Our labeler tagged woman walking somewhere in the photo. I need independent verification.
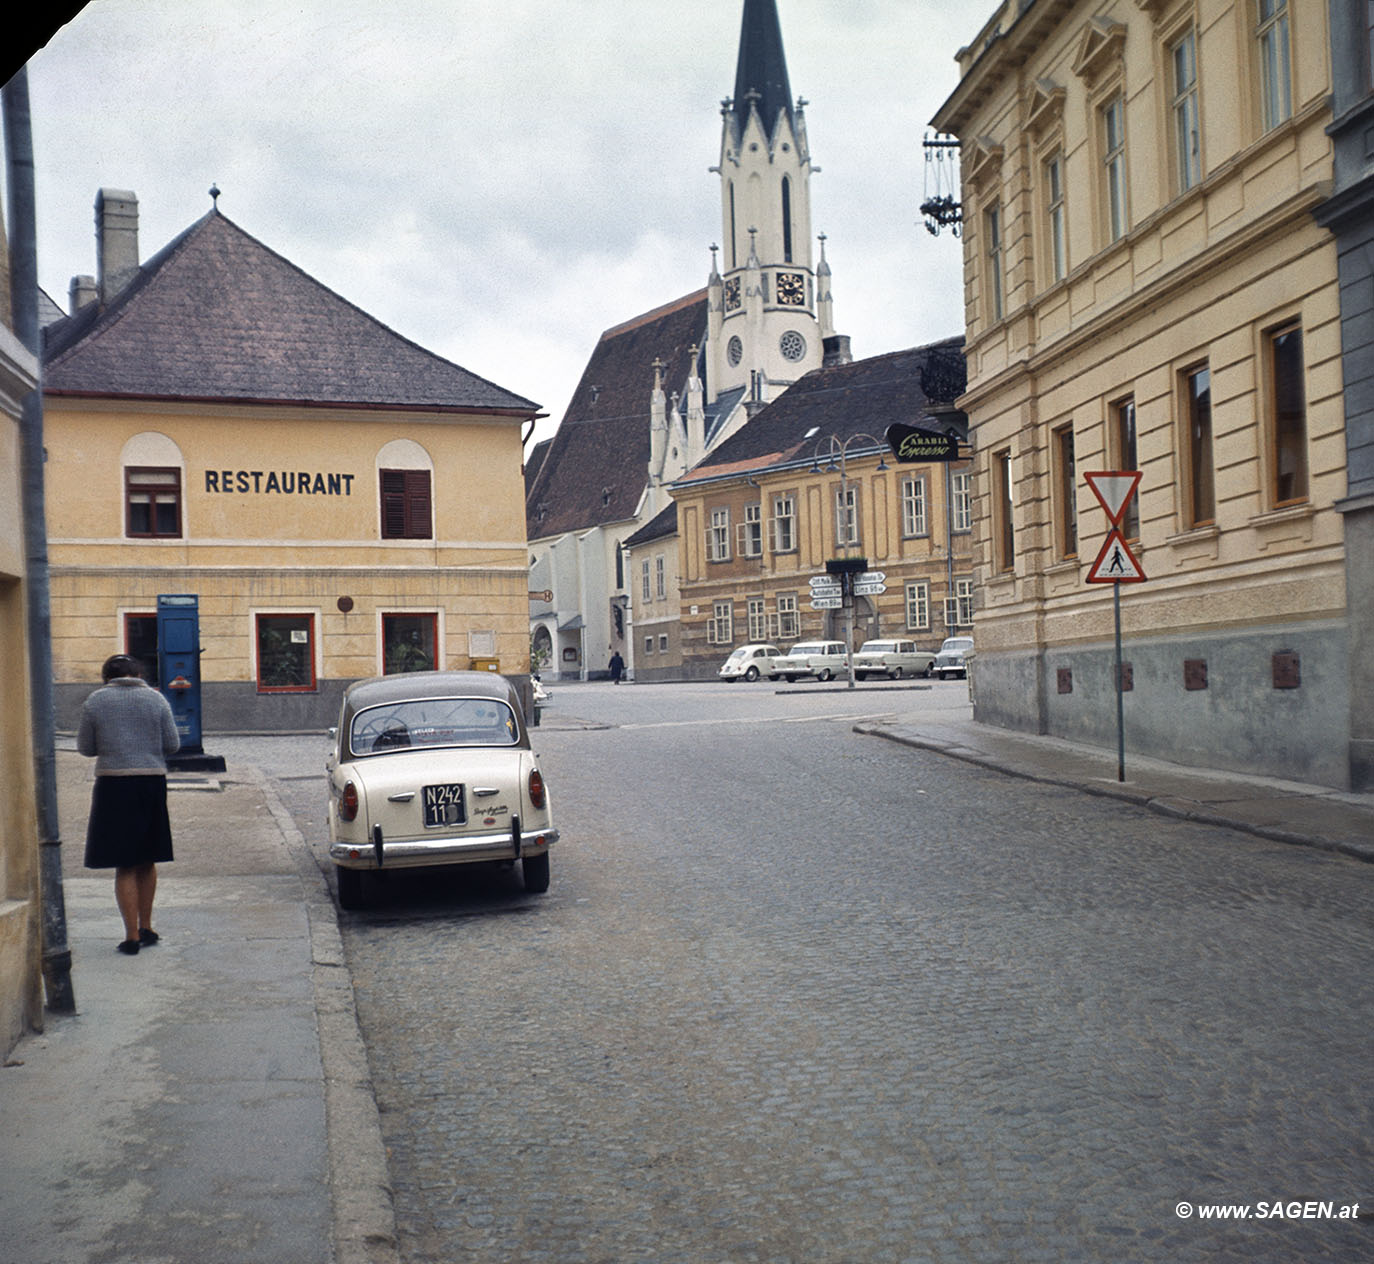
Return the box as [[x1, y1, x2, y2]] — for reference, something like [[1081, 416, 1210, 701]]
[[77, 654, 181, 955]]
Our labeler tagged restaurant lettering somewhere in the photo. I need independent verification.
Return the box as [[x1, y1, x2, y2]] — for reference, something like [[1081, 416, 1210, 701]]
[[203, 470, 356, 495]]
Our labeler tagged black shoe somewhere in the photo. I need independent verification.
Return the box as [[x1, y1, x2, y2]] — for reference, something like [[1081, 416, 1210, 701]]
[[117, 939, 140, 955], [138, 928, 159, 946]]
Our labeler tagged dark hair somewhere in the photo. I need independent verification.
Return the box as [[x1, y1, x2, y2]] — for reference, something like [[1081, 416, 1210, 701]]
[[101, 654, 143, 683]]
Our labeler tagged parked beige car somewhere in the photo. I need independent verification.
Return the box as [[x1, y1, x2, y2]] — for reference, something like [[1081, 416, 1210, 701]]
[[776, 640, 849, 682], [326, 671, 557, 908], [853, 638, 936, 680]]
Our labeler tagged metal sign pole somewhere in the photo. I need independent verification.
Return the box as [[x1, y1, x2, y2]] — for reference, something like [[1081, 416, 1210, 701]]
[[1114, 580, 1125, 782]]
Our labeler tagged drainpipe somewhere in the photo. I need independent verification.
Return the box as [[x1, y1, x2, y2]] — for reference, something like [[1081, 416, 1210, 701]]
[[4, 68, 76, 1013]]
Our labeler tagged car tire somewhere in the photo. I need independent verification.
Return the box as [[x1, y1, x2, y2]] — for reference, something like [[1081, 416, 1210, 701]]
[[744, 666, 759, 682], [817, 668, 833, 682], [337, 866, 366, 910], [891, 666, 904, 680], [924, 662, 934, 678], [523, 851, 550, 894]]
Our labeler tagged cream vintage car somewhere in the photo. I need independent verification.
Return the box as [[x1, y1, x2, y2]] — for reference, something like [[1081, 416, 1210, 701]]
[[718, 643, 784, 682], [326, 671, 557, 909], [852, 638, 937, 680]]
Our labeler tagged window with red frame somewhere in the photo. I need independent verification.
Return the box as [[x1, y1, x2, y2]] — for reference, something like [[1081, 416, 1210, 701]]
[[256, 614, 316, 692], [126, 467, 182, 537]]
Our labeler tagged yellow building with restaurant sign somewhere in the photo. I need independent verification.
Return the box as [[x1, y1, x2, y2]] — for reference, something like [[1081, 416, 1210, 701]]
[[44, 191, 539, 730]]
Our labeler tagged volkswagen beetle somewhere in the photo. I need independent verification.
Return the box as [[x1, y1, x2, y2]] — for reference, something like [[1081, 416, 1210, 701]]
[[326, 671, 557, 908]]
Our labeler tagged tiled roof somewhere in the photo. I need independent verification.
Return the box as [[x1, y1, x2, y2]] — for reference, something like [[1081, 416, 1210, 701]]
[[624, 502, 678, 548], [525, 290, 708, 539], [677, 338, 966, 483], [43, 210, 537, 414]]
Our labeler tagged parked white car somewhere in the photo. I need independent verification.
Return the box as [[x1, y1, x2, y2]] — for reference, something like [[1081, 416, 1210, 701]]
[[326, 671, 557, 908], [933, 636, 975, 679], [776, 640, 849, 682], [853, 638, 936, 680], [718, 643, 784, 682]]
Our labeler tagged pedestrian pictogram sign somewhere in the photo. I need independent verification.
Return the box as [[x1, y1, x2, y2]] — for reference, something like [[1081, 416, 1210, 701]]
[[1086, 528, 1146, 583], [1083, 470, 1142, 525]]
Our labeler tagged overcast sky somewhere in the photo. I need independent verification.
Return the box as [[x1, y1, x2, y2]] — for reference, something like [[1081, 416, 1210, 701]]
[[21, 0, 973, 438]]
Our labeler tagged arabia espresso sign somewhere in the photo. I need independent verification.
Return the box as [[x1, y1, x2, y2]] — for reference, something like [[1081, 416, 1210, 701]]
[[884, 423, 962, 463]]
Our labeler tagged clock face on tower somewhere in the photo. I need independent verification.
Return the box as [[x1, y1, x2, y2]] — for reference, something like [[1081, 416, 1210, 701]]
[[724, 277, 742, 311], [776, 271, 806, 306]]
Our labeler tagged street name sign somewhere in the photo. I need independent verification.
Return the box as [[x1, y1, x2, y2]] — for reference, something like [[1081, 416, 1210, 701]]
[[858, 571, 885, 584], [810, 596, 843, 609], [852, 581, 887, 596]]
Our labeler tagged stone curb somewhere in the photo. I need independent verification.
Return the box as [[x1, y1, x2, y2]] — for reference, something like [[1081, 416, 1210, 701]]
[[247, 766, 401, 1264], [854, 722, 1374, 866]]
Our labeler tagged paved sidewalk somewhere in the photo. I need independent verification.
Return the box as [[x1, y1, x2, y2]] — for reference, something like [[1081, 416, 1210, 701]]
[[855, 711, 1374, 864], [0, 751, 397, 1264]]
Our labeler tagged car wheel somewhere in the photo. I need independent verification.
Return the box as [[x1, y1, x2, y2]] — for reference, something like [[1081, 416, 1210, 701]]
[[337, 866, 366, 910], [817, 668, 833, 682], [523, 851, 550, 894], [891, 666, 904, 680], [924, 662, 934, 678], [744, 665, 759, 682]]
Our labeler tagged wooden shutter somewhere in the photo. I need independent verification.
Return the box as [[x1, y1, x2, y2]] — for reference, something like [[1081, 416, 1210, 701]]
[[380, 469, 432, 539]]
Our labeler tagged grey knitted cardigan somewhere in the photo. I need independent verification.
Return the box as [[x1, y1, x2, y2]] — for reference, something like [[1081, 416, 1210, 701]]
[[77, 678, 181, 775]]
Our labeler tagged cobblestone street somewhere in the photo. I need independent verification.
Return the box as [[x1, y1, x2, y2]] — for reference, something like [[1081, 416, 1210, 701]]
[[274, 684, 1373, 1262]]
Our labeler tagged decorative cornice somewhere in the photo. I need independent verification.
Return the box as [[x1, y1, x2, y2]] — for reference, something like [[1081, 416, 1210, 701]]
[[966, 137, 1005, 192], [1024, 78, 1066, 138], [1071, 18, 1126, 85]]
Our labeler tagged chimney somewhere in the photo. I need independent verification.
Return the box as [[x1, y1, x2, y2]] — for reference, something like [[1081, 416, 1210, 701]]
[[95, 188, 139, 303], [822, 334, 852, 367], [69, 274, 98, 311]]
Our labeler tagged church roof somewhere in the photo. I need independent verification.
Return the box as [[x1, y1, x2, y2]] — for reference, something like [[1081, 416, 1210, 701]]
[[732, 0, 794, 142], [677, 338, 967, 484], [525, 290, 708, 540], [43, 209, 538, 415]]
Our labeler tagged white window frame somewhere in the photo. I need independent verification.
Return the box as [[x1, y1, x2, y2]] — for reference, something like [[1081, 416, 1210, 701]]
[[835, 485, 860, 547], [738, 503, 763, 558], [1171, 29, 1201, 193], [952, 470, 972, 532], [706, 599, 734, 645], [707, 507, 731, 562], [776, 592, 799, 640], [905, 581, 931, 632], [1044, 151, 1066, 282], [770, 494, 796, 553], [1257, 0, 1292, 132], [1102, 94, 1127, 243], [640, 558, 651, 602], [956, 578, 975, 626], [747, 597, 768, 642], [901, 476, 928, 538]]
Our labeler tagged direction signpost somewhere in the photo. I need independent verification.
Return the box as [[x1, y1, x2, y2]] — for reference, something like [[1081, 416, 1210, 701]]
[[1083, 471, 1145, 781]]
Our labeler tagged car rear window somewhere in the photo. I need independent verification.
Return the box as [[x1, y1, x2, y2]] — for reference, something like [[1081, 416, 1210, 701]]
[[350, 697, 519, 756]]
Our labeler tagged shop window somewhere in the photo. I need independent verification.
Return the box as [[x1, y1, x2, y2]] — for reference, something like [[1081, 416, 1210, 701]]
[[256, 614, 316, 692], [126, 467, 182, 538], [379, 469, 432, 539], [383, 612, 438, 674]]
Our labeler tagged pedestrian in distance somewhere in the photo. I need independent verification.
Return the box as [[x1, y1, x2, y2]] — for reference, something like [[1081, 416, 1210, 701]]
[[77, 654, 181, 956], [609, 649, 625, 684]]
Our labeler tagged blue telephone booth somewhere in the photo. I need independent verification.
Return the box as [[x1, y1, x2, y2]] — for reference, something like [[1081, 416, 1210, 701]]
[[156, 594, 204, 754]]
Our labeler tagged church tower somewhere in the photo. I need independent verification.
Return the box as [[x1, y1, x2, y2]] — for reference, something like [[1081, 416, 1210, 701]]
[[705, 0, 825, 411]]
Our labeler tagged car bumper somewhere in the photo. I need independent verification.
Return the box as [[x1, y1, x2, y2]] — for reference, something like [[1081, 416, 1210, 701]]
[[330, 825, 559, 871]]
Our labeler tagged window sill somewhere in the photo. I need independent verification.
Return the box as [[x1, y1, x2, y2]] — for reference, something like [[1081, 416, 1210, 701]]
[[1249, 502, 1313, 528]]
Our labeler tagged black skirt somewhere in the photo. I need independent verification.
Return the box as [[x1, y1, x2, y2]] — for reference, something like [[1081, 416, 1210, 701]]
[[84, 776, 175, 869]]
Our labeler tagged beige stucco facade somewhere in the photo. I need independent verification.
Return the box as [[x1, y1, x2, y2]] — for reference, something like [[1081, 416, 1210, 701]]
[[933, 0, 1349, 786], [674, 450, 974, 678], [45, 398, 532, 730], [0, 311, 43, 1053]]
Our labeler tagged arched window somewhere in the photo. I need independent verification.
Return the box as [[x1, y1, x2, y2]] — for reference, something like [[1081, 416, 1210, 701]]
[[782, 176, 793, 263], [377, 438, 434, 540]]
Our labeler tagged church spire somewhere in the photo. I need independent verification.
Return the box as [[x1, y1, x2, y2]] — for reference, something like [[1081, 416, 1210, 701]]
[[730, 0, 793, 147]]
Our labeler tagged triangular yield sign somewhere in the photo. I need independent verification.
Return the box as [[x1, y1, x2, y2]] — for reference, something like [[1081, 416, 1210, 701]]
[[1083, 470, 1142, 525], [1086, 528, 1146, 583]]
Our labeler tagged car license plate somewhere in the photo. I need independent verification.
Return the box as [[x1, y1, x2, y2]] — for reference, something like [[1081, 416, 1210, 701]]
[[422, 783, 466, 827]]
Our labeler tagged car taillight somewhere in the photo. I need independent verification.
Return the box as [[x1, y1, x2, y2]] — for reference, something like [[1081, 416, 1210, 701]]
[[341, 781, 359, 822], [528, 768, 546, 811]]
